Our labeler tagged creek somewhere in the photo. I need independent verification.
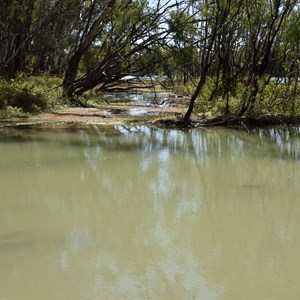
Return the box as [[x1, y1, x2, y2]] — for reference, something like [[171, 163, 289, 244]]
[[0, 125, 300, 299]]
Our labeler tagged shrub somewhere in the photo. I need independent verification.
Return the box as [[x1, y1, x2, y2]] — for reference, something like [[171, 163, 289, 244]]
[[10, 90, 48, 113], [192, 76, 300, 118], [0, 74, 63, 118]]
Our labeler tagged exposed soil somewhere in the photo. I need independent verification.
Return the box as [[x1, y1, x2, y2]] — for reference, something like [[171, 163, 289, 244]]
[[0, 102, 186, 129]]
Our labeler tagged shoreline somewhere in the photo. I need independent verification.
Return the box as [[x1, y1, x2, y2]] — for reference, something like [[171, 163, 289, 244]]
[[1, 106, 300, 130]]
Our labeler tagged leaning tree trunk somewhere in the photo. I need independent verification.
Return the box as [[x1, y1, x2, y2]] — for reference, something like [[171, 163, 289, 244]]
[[62, 51, 85, 97], [184, 76, 206, 122], [183, 41, 213, 122], [62, 0, 116, 97]]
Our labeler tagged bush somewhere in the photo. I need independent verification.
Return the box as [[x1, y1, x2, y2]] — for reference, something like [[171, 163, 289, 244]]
[[0, 74, 63, 118], [0, 106, 29, 119], [0, 79, 47, 114], [10, 90, 48, 112], [191, 76, 300, 119]]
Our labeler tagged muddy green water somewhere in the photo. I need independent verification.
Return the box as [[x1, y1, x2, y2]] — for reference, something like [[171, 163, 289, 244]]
[[0, 125, 300, 299]]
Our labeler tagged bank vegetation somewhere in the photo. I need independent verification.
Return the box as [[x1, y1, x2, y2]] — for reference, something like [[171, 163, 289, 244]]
[[1, 0, 300, 126]]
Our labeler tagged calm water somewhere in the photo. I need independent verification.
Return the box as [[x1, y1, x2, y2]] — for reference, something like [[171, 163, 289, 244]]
[[0, 125, 300, 299]]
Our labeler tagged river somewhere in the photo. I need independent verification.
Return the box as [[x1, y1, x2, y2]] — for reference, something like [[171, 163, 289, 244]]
[[0, 125, 300, 299]]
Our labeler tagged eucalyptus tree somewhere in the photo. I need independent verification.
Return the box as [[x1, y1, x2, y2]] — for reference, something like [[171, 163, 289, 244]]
[[183, 0, 239, 121], [31, 0, 81, 74], [167, 8, 197, 84], [268, 4, 300, 83], [236, 0, 297, 117], [0, 0, 35, 77], [182, 0, 298, 121], [62, 0, 117, 96], [62, 0, 178, 98], [0, 0, 81, 77]]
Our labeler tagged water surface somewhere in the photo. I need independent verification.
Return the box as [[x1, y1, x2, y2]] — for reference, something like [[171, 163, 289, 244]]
[[1, 125, 300, 299]]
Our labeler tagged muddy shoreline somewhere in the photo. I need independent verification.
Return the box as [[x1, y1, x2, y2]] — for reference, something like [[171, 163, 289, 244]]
[[1, 105, 300, 130], [0, 104, 183, 129]]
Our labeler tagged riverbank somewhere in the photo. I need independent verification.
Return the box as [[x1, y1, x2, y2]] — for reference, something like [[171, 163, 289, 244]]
[[0, 103, 185, 129], [1, 91, 300, 130], [1, 104, 300, 130], [2, 75, 300, 130], [155, 114, 300, 129]]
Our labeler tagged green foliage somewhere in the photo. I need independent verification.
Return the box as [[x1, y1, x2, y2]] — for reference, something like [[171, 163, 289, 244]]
[[191, 76, 300, 119], [0, 106, 29, 119], [256, 81, 300, 117], [0, 74, 63, 118], [168, 11, 196, 44], [71, 89, 107, 107]]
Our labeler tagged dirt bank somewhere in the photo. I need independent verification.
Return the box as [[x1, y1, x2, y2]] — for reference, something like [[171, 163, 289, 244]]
[[1, 102, 299, 130], [0, 103, 185, 129]]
